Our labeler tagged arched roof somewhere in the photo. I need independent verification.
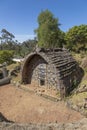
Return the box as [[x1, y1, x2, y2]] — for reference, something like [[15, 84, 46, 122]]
[[22, 52, 49, 73], [22, 48, 77, 80]]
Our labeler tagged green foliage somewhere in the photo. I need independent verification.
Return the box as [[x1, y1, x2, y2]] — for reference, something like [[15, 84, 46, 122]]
[[65, 24, 87, 52], [35, 10, 64, 48], [0, 28, 37, 57], [0, 50, 14, 64], [20, 39, 37, 57], [1, 29, 15, 41], [0, 28, 17, 52]]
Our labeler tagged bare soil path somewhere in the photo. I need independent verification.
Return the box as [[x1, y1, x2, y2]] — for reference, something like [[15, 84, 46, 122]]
[[0, 85, 84, 124]]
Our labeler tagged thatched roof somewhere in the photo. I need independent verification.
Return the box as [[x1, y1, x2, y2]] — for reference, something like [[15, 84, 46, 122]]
[[39, 48, 77, 79], [23, 48, 77, 80]]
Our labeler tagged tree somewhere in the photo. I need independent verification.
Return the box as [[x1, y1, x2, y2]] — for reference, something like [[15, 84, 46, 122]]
[[20, 39, 37, 57], [0, 29, 15, 50], [1, 29, 15, 42], [65, 25, 87, 52], [35, 10, 64, 48]]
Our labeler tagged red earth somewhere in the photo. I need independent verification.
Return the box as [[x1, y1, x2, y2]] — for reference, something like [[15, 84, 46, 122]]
[[0, 84, 84, 124]]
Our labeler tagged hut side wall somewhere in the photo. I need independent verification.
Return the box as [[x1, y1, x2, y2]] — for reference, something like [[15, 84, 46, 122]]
[[60, 65, 83, 96]]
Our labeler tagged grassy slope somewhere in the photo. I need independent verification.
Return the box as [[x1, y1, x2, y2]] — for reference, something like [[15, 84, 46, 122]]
[[68, 52, 87, 114], [7, 62, 21, 82]]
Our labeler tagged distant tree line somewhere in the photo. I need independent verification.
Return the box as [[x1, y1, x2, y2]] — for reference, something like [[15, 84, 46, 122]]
[[0, 10, 87, 64], [0, 29, 37, 64]]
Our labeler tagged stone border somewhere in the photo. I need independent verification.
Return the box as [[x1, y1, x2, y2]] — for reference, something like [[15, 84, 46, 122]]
[[0, 118, 87, 130], [11, 80, 61, 102]]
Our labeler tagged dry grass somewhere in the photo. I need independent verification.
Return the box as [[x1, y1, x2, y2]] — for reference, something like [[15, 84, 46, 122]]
[[69, 53, 87, 107], [7, 62, 20, 70], [71, 92, 87, 104]]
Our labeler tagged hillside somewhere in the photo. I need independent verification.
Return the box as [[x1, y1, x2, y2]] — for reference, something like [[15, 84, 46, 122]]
[[66, 52, 87, 116], [0, 84, 86, 130], [0, 85, 83, 124]]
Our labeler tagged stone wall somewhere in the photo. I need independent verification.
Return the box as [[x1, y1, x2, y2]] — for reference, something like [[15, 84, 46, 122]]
[[0, 118, 87, 130], [22, 54, 59, 89], [32, 62, 58, 89]]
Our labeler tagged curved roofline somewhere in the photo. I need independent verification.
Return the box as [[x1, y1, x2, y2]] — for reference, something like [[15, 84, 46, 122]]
[[21, 52, 49, 76]]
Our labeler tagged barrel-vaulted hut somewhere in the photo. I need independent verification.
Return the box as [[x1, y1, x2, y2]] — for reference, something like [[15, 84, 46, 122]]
[[21, 48, 82, 98]]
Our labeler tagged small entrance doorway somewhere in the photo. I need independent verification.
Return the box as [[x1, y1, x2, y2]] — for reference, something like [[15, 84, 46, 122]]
[[40, 79, 45, 86]]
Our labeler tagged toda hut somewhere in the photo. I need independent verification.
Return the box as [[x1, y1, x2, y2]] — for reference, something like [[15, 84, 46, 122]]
[[21, 48, 83, 98]]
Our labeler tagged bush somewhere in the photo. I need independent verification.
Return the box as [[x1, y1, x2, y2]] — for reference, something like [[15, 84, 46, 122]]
[[0, 50, 14, 64]]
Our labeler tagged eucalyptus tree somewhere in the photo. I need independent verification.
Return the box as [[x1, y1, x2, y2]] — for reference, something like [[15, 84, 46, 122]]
[[1, 29, 15, 42], [0, 29, 15, 50]]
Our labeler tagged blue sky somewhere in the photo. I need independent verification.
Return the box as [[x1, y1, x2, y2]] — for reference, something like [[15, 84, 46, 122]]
[[0, 0, 87, 42]]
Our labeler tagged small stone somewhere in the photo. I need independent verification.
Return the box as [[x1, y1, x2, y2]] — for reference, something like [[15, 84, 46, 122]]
[[16, 82, 20, 87], [41, 89, 45, 92], [84, 103, 87, 109]]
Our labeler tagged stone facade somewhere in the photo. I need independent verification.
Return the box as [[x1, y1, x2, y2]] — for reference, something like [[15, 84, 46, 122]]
[[31, 58, 58, 89], [21, 48, 83, 98]]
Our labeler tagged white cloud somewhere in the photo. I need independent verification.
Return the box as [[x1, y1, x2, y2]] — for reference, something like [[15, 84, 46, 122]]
[[15, 34, 35, 43]]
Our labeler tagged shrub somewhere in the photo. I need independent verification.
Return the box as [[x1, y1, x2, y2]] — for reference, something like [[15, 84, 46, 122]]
[[0, 50, 14, 64]]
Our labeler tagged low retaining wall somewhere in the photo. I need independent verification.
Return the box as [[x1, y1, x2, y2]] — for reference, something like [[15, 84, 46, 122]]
[[0, 118, 87, 130], [0, 77, 11, 86], [11, 80, 61, 102]]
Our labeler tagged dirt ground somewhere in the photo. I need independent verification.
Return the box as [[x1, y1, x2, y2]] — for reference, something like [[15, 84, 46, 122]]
[[0, 84, 84, 124]]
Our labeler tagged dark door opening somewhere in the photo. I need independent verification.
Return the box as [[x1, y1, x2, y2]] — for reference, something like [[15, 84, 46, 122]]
[[40, 79, 45, 86], [0, 72, 3, 79]]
